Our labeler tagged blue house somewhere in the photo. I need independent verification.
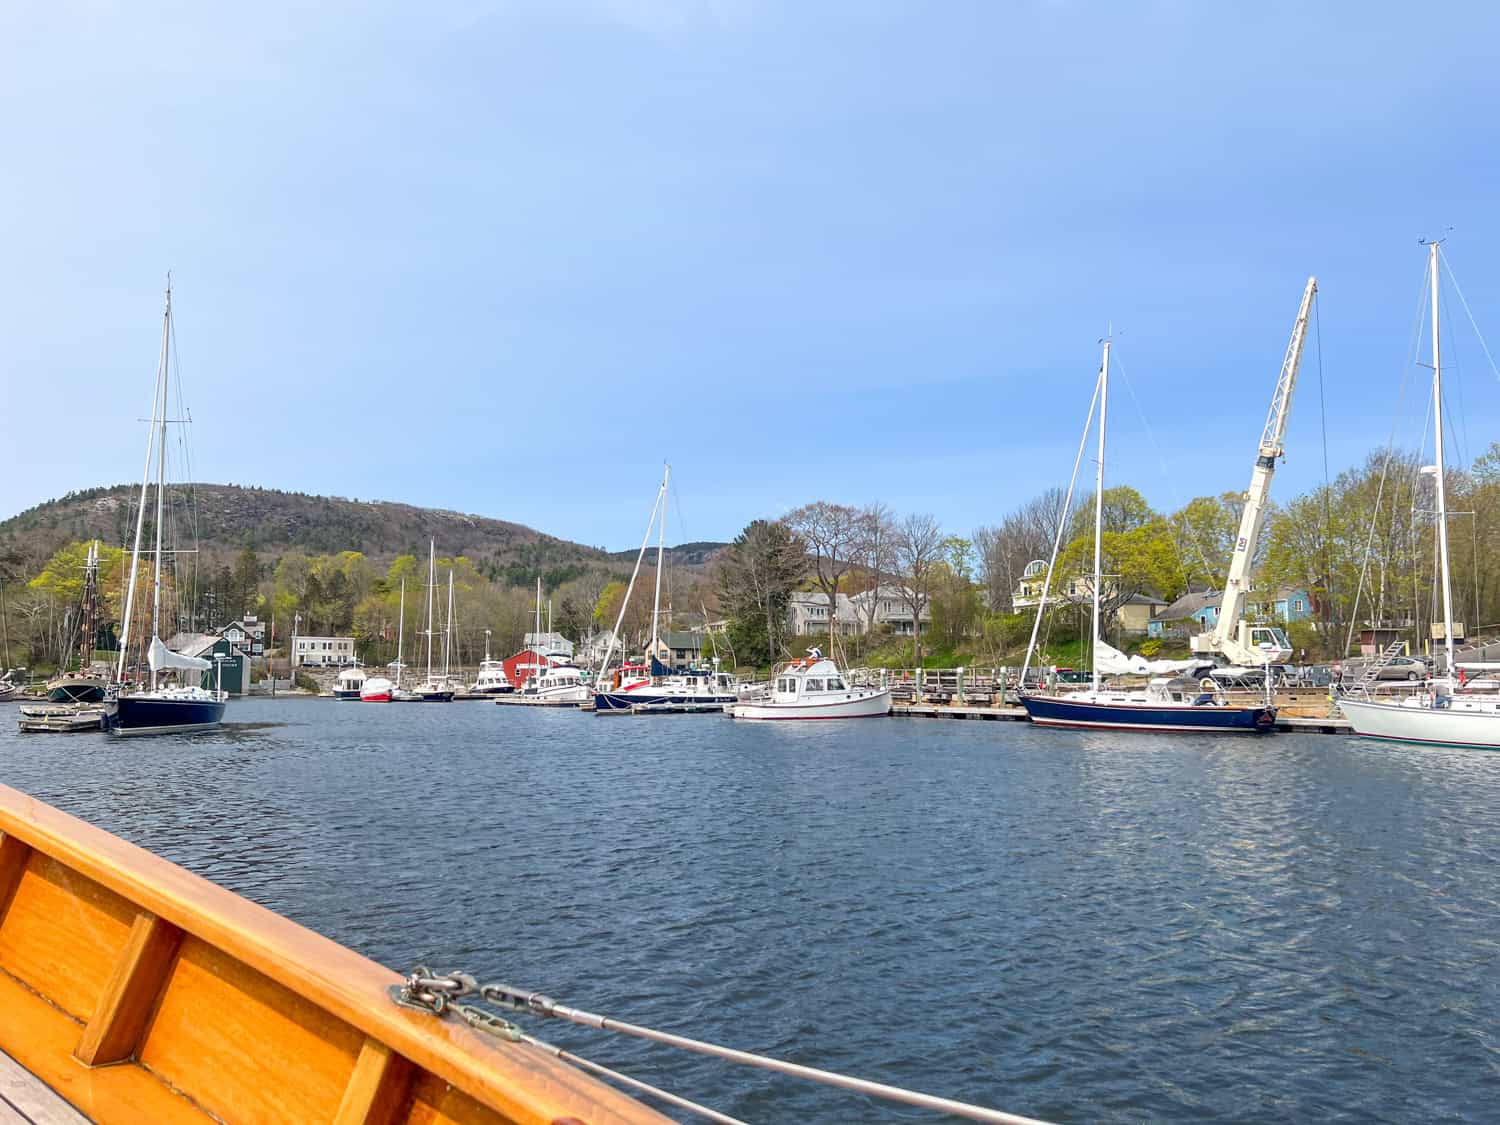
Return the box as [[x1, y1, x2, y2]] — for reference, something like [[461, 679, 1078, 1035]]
[[1246, 586, 1314, 623], [1148, 586, 1312, 639], [1148, 591, 1222, 638]]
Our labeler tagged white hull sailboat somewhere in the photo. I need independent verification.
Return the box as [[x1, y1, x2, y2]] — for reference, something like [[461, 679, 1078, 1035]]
[[1340, 242, 1500, 749]]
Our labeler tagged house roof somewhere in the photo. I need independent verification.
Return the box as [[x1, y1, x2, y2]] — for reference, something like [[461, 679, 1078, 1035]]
[[166, 632, 242, 659], [1122, 592, 1168, 607], [661, 631, 703, 649], [1156, 590, 1222, 621]]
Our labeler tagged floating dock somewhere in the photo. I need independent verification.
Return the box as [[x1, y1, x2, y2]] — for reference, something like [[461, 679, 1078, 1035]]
[[891, 701, 1353, 734]]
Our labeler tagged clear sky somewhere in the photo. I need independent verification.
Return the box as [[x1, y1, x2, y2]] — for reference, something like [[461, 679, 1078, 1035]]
[[5, 2, 1500, 550]]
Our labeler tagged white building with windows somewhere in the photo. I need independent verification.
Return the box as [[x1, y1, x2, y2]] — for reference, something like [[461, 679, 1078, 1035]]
[[847, 586, 931, 636], [787, 592, 861, 636], [292, 635, 356, 667]]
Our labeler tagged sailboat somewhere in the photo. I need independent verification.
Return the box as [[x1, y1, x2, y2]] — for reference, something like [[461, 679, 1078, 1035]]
[[45, 540, 110, 703], [112, 282, 228, 737], [1339, 242, 1500, 747], [413, 540, 454, 702], [594, 465, 740, 713], [1018, 338, 1276, 734]]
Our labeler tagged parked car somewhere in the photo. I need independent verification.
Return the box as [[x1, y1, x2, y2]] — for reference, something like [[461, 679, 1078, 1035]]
[[1374, 655, 1429, 681]]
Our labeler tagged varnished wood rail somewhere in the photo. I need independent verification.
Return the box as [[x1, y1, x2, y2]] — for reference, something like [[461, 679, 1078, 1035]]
[[0, 784, 669, 1125]]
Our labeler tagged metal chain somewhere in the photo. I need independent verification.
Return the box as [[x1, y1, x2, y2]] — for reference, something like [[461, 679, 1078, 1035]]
[[392, 967, 1053, 1125]]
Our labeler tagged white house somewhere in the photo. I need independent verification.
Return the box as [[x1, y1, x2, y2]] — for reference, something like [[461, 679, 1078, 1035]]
[[524, 631, 574, 661], [787, 592, 862, 637], [292, 635, 356, 667], [847, 586, 932, 635]]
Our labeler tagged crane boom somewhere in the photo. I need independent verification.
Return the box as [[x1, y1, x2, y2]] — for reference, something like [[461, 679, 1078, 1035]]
[[1192, 276, 1317, 666]]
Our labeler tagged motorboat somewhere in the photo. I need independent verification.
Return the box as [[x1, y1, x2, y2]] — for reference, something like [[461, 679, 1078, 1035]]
[[507, 664, 591, 706], [333, 664, 367, 700], [358, 675, 394, 703], [471, 658, 514, 695], [728, 655, 890, 720]]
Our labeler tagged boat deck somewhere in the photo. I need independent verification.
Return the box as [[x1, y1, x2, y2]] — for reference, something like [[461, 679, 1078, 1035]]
[[0, 1051, 87, 1125]]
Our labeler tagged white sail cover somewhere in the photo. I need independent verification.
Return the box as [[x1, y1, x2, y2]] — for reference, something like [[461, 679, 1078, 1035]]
[[1094, 638, 1205, 677], [148, 636, 212, 673]]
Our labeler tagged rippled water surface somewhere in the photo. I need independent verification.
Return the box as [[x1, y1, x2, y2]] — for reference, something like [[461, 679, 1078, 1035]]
[[3, 698, 1499, 1122]]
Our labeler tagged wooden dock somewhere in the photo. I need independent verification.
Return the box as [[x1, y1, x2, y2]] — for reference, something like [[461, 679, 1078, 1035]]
[[891, 701, 1354, 734], [0, 1049, 88, 1124]]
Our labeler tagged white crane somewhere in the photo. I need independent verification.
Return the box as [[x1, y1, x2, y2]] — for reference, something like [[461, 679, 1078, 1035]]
[[1190, 276, 1317, 670]]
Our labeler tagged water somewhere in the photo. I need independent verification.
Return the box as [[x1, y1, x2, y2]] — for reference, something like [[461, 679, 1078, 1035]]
[[3, 699, 1499, 1122]]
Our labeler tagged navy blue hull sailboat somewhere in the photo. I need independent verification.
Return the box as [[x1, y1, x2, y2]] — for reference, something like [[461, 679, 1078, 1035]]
[[1016, 312, 1312, 736], [111, 281, 227, 737]]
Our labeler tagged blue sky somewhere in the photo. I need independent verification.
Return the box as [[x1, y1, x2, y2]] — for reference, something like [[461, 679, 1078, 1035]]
[[4, 2, 1500, 549]]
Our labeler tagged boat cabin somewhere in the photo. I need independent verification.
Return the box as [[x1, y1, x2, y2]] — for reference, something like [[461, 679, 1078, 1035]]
[[770, 658, 855, 703], [334, 665, 367, 691], [524, 665, 585, 695]]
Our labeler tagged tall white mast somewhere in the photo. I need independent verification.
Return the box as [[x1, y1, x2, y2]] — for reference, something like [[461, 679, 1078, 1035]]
[[594, 471, 668, 687], [425, 539, 436, 682], [117, 285, 172, 684], [1090, 341, 1109, 696], [149, 283, 173, 690], [1428, 242, 1456, 678], [650, 462, 669, 668], [443, 569, 454, 679], [396, 578, 406, 688]]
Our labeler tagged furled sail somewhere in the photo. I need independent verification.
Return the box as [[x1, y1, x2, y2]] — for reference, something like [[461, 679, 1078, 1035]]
[[148, 636, 212, 673], [1094, 638, 1208, 677]]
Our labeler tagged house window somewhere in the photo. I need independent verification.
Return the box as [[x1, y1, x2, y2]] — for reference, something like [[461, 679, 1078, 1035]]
[[1294, 599, 1305, 612]]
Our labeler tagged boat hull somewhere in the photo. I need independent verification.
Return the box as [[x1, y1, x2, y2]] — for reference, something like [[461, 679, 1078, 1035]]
[[332, 688, 362, 700], [729, 690, 892, 721], [112, 695, 226, 737], [1021, 694, 1276, 733], [1339, 696, 1500, 748], [595, 690, 737, 713]]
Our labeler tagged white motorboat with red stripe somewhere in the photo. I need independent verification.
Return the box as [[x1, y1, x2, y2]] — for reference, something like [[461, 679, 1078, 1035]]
[[729, 654, 890, 720]]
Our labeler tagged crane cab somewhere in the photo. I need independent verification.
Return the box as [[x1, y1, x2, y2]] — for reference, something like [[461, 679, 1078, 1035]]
[[1245, 623, 1292, 663]]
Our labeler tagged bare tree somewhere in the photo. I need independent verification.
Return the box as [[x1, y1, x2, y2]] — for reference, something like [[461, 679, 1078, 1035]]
[[975, 487, 1074, 613], [784, 502, 861, 656], [855, 502, 897, 634], [895, 513, 944, 666]]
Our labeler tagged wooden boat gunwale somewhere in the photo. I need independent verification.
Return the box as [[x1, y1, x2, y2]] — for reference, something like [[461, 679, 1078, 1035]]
[[0, 783, 668, 1124]]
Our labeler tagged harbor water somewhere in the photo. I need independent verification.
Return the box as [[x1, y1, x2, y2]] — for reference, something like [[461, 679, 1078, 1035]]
[[2, 699, 1497, 1122]]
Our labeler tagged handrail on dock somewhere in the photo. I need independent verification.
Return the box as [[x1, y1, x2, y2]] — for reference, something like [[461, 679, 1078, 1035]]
[[0, 784, 667, 1125]]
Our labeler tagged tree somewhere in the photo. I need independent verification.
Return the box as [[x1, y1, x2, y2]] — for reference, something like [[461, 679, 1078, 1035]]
[[975, 486, 1075, 612], [854, 503, 897, 634], [232, 546, 261, 615], [716, 519, 805, 665], [784, 502, 861, 655], [895, 513, 944, 666]]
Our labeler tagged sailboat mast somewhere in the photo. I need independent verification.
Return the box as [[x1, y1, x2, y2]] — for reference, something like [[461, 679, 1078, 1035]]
[[425, 540, 436, 682], [149, 284, 173, 690], [443, 569, 454, 679], [1428, 243, 1456, 677], [396, 578, 406, 688], [1091, 341, 1109, 695], [651, 463, 669, 667]]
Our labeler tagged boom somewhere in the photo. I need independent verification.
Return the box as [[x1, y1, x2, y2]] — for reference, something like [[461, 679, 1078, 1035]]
[[1192, 277, 1317, 666]]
